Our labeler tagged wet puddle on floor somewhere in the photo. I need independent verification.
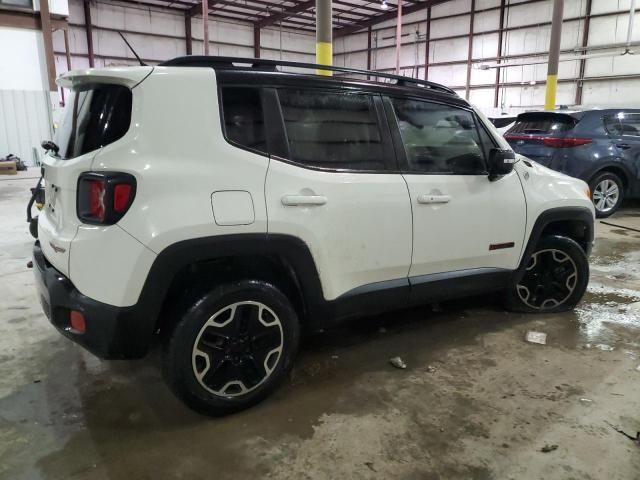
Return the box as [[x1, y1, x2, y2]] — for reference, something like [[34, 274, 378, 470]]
[[569, 238, 640, 353]]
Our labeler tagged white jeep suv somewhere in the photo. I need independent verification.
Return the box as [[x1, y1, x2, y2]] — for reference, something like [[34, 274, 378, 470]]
[[31, 57, 595, 415]]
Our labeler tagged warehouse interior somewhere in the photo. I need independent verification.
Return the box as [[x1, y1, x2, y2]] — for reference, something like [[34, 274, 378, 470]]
[[1, 0, 640, 478]]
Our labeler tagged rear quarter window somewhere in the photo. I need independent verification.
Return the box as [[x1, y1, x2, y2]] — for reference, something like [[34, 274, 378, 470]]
[[55, 84, 132, 159]]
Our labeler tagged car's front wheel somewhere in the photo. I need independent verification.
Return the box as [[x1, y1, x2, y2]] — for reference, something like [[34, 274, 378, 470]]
[[163, 280, 300, 415], [590, 171, 623, 218], [505, 235, 589, 313]]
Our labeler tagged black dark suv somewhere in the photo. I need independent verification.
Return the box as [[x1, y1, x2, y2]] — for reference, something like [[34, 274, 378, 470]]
[[505, 109, 640, 217]]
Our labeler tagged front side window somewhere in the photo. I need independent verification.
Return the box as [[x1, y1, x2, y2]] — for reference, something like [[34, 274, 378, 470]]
[[55, 84, 132, 159], [277, 89, 385, 171], [220, 87, 267, 154], [389, 97, 487, 174]]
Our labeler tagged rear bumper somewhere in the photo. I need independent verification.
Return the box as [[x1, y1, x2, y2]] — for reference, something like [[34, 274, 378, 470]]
[[33, 241, 151, 359]]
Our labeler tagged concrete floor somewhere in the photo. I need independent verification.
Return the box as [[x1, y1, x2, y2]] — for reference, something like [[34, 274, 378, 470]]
[[1, 170, 640, 480]]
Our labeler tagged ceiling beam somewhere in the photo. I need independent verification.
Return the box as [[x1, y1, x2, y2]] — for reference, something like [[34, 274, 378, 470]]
[[334, 0, 448, 38], [257, 0, 314, 28]]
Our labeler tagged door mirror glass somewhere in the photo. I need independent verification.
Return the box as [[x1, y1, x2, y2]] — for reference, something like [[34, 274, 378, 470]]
[[488, 148, 516, 181]]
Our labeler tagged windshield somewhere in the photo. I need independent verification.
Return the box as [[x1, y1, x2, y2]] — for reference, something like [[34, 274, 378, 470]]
[[54, 83, 132, 159]]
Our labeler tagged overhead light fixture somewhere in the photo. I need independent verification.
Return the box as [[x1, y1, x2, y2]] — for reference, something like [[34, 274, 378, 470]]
[[380, 0, 389, 10]]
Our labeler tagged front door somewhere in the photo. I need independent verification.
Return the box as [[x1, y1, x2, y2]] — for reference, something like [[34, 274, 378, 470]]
[[384, 96, 526, 285]]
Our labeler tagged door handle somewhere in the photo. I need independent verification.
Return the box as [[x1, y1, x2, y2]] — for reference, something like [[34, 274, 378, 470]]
[[615, 143, 631, 149], [281, 195, 327, 206], [417, 194, 451, 204]]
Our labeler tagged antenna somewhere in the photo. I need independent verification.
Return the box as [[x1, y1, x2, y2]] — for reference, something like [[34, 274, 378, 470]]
[[118, 32, 146, 66]]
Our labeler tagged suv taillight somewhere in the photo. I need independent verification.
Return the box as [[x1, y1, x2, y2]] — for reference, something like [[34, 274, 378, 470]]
[[77, 172, 136, 225], [542, 137, 592, 148]]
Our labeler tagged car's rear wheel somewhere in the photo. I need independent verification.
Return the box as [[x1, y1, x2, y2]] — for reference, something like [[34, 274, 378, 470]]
[[163, 280, 300, 415], [590, 171, 623, 218], [505, 235, 589, 313]]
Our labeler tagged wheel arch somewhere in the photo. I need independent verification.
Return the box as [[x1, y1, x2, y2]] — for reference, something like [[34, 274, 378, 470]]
[[129, 234, 324, 355], [516, 207, 594, 280], [589, 163, 631, 190]]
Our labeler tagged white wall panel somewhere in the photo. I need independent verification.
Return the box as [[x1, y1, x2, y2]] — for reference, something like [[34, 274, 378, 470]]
[[472, 31, 498, 58], [432, 0, 471, 18], [430, 16, 470, 39], [582, 78, 640, 105], [468, 87, 494, 106], [474, 9, 499, 33], [588, 13, 640, 46], [430, 36, 469, 62], [428, 64, 468, 86]]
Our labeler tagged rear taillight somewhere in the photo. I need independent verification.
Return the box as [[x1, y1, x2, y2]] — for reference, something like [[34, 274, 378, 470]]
[[542, 137, 592, 148], [77, 172, 136, 225]]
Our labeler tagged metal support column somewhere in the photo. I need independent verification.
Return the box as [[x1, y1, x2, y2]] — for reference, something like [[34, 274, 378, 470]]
[[545, 0, 564, 110], [575, 0, 592, 105], [63, 28, 72, 71], [185, 13, 192, 55], [39, 0, 56, 91], [254, 25, 260, 58], [83, 0, 94, 67], [202, 0, 209, 55], [395, 0, 402, 74], [366, 25, 372, 76], [464, 0, 475, 100], [494, 0, 506, 108], [424, 6, 431, 80], [316, 0, 332, 75]]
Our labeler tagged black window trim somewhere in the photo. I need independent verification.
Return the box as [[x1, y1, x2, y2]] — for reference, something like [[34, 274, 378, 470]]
[[383, 94, 493, 176], [269, 86, 399, 175], [217, 84, 271, 158]]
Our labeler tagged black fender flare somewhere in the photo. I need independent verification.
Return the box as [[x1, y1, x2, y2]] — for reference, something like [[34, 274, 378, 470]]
[[513, 206, 594, 282], [125, 234, 324, 356]]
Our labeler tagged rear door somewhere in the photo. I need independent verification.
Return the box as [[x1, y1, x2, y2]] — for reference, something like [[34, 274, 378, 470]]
[[264, 87, 412, 303], [604, 112, 640, 196], [505, 112, 578, 166]]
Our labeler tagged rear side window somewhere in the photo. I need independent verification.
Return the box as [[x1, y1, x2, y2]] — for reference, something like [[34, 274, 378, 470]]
[[55, 84, 132, 159], [277, 89, 385, 171], [220, 87, 267, 154], [604, 112, 640, 137], [507, 113, 576, 136], [389, 97, 487, 174]]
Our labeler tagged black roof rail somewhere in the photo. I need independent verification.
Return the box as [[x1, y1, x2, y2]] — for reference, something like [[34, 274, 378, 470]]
[[159, 55, 456, 95]]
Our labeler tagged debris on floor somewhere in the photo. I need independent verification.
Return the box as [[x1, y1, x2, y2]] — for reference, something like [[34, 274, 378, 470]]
[[540, 444, 558, 453], [595, 344, 615, 351], [389, 356, 407, 369], [525, 331, 547, 345], [579, 398, 593, 405], [364, 462, 377, 472], [636, 365, 640, 372], [427, 365, 437, 373]]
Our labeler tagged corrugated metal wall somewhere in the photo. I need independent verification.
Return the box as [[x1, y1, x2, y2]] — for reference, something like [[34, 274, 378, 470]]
[[0, 90, 52, 165]]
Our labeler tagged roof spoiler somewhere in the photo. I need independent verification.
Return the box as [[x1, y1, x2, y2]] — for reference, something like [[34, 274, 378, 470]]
[[57, 66, 154, 89]]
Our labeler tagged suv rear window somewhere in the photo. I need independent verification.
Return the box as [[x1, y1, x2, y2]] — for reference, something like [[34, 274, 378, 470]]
[[55, 84, 132, 159], [507, 113, 577, 136]]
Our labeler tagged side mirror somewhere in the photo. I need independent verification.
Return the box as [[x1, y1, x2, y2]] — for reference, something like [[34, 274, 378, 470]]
[[488, 148, 516, 181]]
